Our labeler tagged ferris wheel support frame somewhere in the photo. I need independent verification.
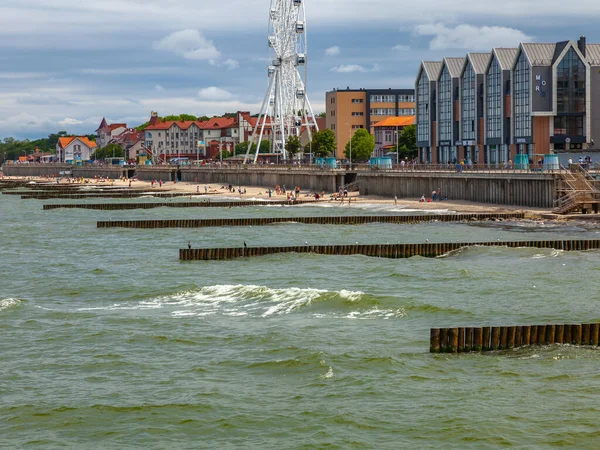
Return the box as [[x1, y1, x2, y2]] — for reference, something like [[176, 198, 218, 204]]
[[243, 0, 319, 165]]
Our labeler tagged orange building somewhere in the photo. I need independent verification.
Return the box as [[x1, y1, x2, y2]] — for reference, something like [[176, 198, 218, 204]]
[[325, 88, 415, 159], [373, 116, 416, 155]]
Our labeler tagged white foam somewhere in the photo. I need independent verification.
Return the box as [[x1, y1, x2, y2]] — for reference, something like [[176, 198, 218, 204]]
[[0, 298, 22, 311]]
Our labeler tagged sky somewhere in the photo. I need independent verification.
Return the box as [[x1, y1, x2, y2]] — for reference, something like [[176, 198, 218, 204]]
[[2, 0, 600, 139]]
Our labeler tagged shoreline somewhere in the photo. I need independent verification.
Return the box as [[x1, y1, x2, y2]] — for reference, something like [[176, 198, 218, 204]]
[[0, 174, 589, 221]]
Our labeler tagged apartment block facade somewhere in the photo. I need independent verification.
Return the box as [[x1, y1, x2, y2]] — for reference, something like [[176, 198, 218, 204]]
[[416, 37, 600, 164], [326, 88, 415, 159]]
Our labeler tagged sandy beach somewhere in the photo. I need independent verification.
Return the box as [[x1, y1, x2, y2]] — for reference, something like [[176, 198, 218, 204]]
[[1, 174, 555, 216]]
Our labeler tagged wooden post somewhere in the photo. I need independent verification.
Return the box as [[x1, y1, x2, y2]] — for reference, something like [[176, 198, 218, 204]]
[[537, 325, 546, 345], [545, 325, 555, 345], [582, 324, 591, 345], [590, 323, 600, 346], [500, 326, 508, 350], [458, 327, 465, 353], [564, 324, 572, 344], [465, 327, 473, 352], [491, 327, 500, 350], [473, 327, 483, 352], [430, 329, 441, 353], [507, 326, 516, 349], [482, 327, 491, 351], [522, 326, 531, 347], [515, 326, 522, 348], [449, 328, 459, 353], [440, 328, 448, 353], [555, 324, 564, 345], [530, 325, 538, 345], [573, 324, 583, 345]]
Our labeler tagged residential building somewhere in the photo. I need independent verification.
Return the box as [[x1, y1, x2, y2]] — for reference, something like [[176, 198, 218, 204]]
[[144, 111, 270, 162], [325, 88, 416, 159], [484, 48, 518, 164], [373, 116, 415, 155], [113, 129, 144, 161], [300, 117, 326, 149], [415, 62, 443, 163], [437, 57, 465, 163], [96, 118, 127, 149], [56, 136, 97, 163], [415, 36, 600, 164]]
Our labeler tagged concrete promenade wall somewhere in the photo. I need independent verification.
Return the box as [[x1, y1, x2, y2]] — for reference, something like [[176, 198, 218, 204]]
[[357, 172, 556, 208], [2, 164, 126, 179], [180, 167, 345, 193]]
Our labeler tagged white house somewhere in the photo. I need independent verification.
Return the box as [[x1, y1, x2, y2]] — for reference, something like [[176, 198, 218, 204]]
[[56, 137, 97, 163]]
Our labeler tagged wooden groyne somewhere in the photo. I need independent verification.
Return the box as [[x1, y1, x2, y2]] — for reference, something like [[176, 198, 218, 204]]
[[431, 323, 600, 353], [20, 192, 194, 200], [179, 239, 600, 261], [98, 212, 525, 229], [44, 199, 316, 211]]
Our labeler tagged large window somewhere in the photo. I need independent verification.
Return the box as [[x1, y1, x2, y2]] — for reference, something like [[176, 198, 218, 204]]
[[486, 57, 502, 139], [370, 108, 396, 116], [461, 62, 476, 140], [438, 66, 452, 143], [370, 95, 396, 103], [514, 51, 531, 138], [398, 95, 415, 102], [417, 73, 430, 142], [556, 47, 586, 137]]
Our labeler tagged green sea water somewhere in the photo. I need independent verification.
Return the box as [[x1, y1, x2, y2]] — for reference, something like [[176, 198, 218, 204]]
[[2, 193, 600, 449]]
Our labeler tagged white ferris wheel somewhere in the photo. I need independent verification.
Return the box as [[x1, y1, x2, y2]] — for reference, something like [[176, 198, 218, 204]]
[[245, 0, 319, 164]]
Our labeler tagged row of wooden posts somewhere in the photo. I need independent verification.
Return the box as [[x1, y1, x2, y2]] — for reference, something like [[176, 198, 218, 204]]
[[179, 239, 600, 261], [43, 199, 317, 211], [431, 323, 600, 353], [97, 213, 525, 229], [20, 192, 192, 200]]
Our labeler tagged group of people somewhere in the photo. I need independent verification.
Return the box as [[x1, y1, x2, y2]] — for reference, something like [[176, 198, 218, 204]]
[[568, 156, 594, 169], [419, 188, 443, 203]]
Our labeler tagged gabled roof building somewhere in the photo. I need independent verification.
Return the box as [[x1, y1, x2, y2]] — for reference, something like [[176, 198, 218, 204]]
[[415, 36, 600, 165]]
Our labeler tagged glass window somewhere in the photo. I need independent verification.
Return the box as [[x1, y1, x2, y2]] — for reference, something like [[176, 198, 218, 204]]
[[438, 65, 452, 143], [417, 72, 430, 142], [513, 51, 531, 138], [461, 62, 476, 140], [486, 57, 502, 140]]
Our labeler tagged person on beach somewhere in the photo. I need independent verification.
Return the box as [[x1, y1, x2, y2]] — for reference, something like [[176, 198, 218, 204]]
[[205, 185, 208, 193], [420, 194, 426, 203], [394, 195, 398, 205], [432, 190, 437, 201], [437, 188, 441, 201]]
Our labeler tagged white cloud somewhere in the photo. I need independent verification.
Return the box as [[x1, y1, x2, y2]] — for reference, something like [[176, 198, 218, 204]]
[[198, 87, 234, 101], [58, 118, 84, 126], [223, 59, 239, 70], [392, 44, 411, 51], [155, 84, 164, 92], [153, 29, 221, 61], [325, 46, 341, 56], [330, 64, 380, 73], [415, 23, 533, 51]]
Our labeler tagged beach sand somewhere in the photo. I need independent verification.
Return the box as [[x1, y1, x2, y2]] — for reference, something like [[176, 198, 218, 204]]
[[1, 174, 552, 216]]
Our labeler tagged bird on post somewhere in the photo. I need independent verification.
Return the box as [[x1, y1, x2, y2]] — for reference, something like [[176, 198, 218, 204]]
[[188, 241, 192, 250], [244, 241, 247, 249]]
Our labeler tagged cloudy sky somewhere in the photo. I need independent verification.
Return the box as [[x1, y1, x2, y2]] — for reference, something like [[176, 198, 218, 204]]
[[2, 0, 600, 139]]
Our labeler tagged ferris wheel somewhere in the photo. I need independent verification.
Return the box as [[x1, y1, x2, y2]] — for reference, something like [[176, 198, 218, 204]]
[[245, 0, 319, 164]]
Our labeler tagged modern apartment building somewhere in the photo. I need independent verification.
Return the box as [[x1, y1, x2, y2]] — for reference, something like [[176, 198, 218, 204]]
[[415, 36, 600, 164], [325, 88, 415, 158]]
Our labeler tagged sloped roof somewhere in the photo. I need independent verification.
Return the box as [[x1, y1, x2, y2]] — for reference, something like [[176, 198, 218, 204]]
[[372, 116, 415, 128], [467, 52, 491, 74], [109, 123, 127, 130], [493, 48, 518, 70], [145, 120, 206, 131], [521, 43, 558, 66], [201, 117, 236, 129], [96, 118, 108, 132], [58, 136, 97, 149], [444, 57, 465, 78], [586, 44, 600, 65], [420, 61, 442, 81]]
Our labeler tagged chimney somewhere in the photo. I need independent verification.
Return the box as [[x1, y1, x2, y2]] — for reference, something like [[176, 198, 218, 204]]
[[149, 111, 159, 126], [578, 35, 586, 57]]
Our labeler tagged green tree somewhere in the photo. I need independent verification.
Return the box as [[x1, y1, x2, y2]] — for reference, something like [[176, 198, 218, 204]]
[[395, 125, 418, 160], [92, 143, 124, 160], [285, 135, 301, 159], [310, 129, 336, 157], [164, 114, 198, 122], [218, 149, 231, 160], [317, 111, 326, 118], [234, 140, 271, 156], [345, 129, 375, 161]]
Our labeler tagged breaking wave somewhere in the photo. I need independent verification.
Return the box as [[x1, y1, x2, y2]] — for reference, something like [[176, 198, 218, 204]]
[[77, 285, 405, 319], [0, 298, 23, 312]]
